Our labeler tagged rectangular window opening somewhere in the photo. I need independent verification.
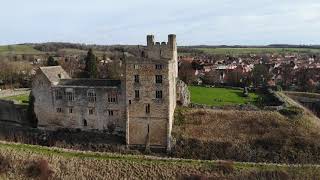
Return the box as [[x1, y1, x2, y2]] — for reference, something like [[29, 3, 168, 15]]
[[156, 75, 163, 84], [156, 90, 163, 99], [108, 93, 118, 103], [155, 64, 163, 70], [108, 110, 114, 116], [145, 104, 150, 114], [87, 90, 97, 102], [55, 89, 63, 100], [66, 91, 74, 101], [89, 108, 95, 115], [134, 75, 140, 83], [135, 90, 140, 99]]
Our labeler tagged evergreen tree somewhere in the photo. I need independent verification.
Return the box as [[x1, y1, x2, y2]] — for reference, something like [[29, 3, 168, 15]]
[[84, 49, 98, 78], [251, 64, 271, 87], [47, 56, 59, 66], [27, 92, 38, 128]]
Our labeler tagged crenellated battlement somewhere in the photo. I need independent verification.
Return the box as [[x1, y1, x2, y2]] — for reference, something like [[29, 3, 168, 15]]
[[144, 34, 177, 60], [147, 34, 176, 49]]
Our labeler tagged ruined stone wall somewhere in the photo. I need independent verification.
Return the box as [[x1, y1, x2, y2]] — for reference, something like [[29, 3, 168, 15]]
[[51, 86, 126, 131], [0, 100, 27, 125], [32, 71, 127, 132], [167, 60, 176, 150], [176, 80, 190, 107], [32, 72, 56, 129]]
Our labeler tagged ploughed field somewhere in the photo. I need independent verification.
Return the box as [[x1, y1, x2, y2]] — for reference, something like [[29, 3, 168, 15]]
[[189, 86, 259, 106]]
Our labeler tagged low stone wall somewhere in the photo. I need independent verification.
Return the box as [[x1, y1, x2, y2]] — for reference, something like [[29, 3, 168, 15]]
[[0, 100, 27, 125], [262, 89, 285, 111], [0, 123, 130, 153], [189, 103, 259, 111], [286, 93, 320, 118]]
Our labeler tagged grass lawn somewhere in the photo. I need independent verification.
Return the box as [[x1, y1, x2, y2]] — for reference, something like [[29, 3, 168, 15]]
[[1, 93, 29, 105], [189, 86, 259, 106], [197, 47, 320, 55]]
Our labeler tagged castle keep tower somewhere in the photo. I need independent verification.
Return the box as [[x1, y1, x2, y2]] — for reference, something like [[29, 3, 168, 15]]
[[31, 34, 178, 151], [124, 34, 178, 150]]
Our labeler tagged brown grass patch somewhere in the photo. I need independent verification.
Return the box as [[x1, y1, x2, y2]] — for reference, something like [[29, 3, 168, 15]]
[[1, 142, 320, 179], [173, 108, 320, 164], [0, 155, 10, 174]]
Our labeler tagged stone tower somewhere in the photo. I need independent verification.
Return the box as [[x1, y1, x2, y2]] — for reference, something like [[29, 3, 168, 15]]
[[124, 34, 177, 150]]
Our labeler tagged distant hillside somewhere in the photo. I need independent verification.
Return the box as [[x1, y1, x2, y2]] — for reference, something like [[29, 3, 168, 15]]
[[1, 42, 320, 57], [0, 45, 44, 55], [183, 45, 320, 49], [195, 47, 320, 55]]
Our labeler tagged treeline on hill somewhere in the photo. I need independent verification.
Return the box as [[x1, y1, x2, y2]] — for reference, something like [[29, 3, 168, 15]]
[[186, 44, 320, 49], [30, 42, 139, 54], [178, 47, 205, 55]]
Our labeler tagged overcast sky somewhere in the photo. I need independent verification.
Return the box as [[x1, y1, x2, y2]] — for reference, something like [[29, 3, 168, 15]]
[[0, 0, 320, 45]]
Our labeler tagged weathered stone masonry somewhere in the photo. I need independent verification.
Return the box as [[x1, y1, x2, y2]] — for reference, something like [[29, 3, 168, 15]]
[[32, 35, 179, 150]]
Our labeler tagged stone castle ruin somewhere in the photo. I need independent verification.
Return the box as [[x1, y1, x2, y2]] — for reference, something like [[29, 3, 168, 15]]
[[32, 34, 187, 150]]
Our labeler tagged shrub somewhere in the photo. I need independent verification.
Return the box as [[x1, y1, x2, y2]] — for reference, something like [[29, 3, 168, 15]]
[[25, 159, 53, 179], [0, 155, 10, 174], [107, 123, 116, 134], [212, 160, 234, 174], [174, 109, 186, 126], [25, 161, 41, 178]]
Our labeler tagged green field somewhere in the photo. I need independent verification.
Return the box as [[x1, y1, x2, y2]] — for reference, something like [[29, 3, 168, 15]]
[[197, 47, 320, 55], [1, 93, 29, 105], [189, 86, 259, 106], [0, 45, 44, 55], [59, 48, 107, 55]]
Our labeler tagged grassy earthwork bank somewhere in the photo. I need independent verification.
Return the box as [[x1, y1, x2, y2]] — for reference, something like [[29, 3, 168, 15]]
[[0, 141, 320, 179], [173, 91, 320, 165], [189, 86, 259, 106]]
